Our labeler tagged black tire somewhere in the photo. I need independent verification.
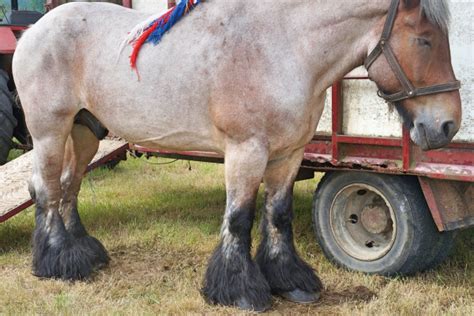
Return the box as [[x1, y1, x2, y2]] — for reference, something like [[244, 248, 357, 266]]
[[422, 228, 456, 271], [312, 171, 455, 276], [0, 69, 16, 165]]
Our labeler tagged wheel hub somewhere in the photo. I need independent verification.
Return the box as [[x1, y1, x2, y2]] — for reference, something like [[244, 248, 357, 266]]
[[360, 204, 391, 234], [329, 184, 397, 261]]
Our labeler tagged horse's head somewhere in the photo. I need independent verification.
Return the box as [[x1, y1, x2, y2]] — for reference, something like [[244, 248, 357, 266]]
[[366, 0, 461, 150]]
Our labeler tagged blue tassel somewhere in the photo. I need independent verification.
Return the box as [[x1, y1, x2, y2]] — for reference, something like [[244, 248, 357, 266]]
[[146, 0, 201, 45]]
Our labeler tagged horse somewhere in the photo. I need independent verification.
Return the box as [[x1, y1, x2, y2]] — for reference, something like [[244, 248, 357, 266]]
[[12, 0, 461, 311]]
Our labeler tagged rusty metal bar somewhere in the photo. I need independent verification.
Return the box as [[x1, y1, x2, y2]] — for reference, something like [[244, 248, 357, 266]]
[[402, 125, 411, 170], [331, 82, 343, 163]]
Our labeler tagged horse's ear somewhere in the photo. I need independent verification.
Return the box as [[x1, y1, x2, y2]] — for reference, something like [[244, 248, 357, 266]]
[[400, 0, 420, 10]]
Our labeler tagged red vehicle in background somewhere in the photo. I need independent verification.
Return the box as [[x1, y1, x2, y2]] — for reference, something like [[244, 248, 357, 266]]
[[0, 0, 42, 163]]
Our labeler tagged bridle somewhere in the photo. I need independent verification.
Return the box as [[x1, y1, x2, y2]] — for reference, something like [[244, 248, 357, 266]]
[[364, 0, 461, 103]]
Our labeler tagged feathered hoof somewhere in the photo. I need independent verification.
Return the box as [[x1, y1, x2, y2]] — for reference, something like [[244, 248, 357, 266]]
[[202, 244, 272, 311], [235, 297, 271, 313], [278, 288, 321, 304], [76, 235, 110, 270], [33, 236, 95, 281]]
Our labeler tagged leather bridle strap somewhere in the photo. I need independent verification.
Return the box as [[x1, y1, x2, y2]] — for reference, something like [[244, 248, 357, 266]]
[[364, 0, 461, 103]]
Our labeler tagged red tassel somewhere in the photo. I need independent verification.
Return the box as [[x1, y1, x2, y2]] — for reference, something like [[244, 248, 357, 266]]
[[130, 8, 175, 71], [130, 21, 159, 70]]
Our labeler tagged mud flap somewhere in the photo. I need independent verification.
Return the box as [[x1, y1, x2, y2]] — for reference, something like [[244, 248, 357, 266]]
[[419, 177, 474, 231]]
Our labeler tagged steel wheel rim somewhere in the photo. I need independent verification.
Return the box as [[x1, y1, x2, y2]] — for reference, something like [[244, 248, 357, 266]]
[[329, 183, 397, 261]]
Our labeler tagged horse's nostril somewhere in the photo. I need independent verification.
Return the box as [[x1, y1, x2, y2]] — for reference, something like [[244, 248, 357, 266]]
[[441, 121, 455, 139], [416, 122, 426, 134]]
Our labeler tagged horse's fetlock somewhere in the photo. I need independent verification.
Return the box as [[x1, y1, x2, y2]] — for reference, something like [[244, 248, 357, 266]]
[[227, 209, 254, 237]]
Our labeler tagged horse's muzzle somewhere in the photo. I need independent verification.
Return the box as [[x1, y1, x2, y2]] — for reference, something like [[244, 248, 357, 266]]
[[410, 118, 458, 150]]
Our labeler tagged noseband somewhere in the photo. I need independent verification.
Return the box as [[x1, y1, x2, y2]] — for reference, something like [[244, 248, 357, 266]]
[[364, 0, 461, 103]]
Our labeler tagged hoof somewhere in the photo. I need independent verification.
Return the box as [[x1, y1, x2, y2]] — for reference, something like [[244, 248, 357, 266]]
[[236, 297, 271, 313], [202, 243, 272, 311], [33, 239, 94, 281], [279, 289, 321, 304], [76, 235, 110, 270], [32, 229, 100, 280]]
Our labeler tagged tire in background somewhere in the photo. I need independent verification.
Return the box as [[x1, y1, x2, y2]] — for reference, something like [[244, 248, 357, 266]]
[[312, 171, 455, 276], [0, 69, 17, 165]]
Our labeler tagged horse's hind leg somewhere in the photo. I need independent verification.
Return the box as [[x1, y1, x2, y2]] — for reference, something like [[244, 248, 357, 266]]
[[256, 148, 323, 303], [29, 117, 97, 280], [202, 140, 271, 312], [59, 124, 109, 269]]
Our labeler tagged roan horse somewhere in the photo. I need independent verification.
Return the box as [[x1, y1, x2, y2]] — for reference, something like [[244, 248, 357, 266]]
[[12, 0, 461, 311]]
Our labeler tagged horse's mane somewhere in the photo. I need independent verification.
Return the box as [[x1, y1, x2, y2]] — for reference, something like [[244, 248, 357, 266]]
[[420, 0, 450, 34]]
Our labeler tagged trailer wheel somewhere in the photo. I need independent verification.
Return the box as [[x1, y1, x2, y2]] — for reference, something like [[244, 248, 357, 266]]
[[0, 70, 16, 165], [312, 171, 454, 276]]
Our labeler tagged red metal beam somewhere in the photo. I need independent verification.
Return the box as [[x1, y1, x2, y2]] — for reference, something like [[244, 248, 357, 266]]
[[335, 135, 402, 147], [331, 81, 343, 163], [0, 200, 34, 223], [402, 126, 411, 170], [122, 0, 132, 8]]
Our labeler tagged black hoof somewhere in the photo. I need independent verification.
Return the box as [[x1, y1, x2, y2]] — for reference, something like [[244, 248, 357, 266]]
[[32, 221, 98, 280], [33, 237, 94, 280], [256, 243, 323, 299], [76, 235, 110, 269], [236, 297, 271, 313], [279, 288, 321, 304]]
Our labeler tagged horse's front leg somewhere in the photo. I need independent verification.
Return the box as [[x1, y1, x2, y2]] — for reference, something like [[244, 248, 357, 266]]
[[256, 148, 323, 303], [202, 140, 272, 312]]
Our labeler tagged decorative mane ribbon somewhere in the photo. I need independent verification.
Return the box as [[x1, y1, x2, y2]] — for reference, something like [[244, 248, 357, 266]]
[[128, 0, 201, 71]]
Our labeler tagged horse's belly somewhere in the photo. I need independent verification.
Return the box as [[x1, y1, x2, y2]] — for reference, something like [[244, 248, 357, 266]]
[[92, 100, 220, 153]]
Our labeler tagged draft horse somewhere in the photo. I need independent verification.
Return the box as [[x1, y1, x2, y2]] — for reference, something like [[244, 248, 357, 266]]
[[13, 0, 461, 311]]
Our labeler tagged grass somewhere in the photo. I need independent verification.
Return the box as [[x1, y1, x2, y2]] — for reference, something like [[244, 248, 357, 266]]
[[0, 155, 473, 315]]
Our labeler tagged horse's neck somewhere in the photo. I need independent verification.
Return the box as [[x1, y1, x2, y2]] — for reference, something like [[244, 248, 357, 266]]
[[279, 0, 391, 91]]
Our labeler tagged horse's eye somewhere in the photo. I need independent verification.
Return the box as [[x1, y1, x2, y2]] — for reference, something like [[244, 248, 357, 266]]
[[416, 38, 432, 48]]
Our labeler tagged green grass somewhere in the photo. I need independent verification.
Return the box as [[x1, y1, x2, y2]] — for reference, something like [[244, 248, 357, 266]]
[[6, 148, 23, 162], [0, 155, 473, 315]]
